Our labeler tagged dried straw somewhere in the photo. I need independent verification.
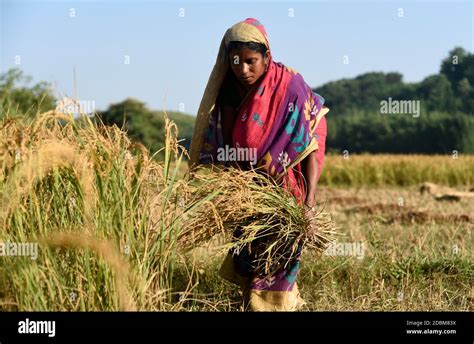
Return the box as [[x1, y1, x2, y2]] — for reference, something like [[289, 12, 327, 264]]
[[179, 165, 337, 276]]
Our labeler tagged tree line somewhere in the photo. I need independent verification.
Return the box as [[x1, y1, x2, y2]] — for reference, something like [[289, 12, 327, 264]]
[[1, 47, 472, 154]]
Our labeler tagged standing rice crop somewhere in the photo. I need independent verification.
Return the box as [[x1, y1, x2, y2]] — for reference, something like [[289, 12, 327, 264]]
[[0, 110, 213, 310]]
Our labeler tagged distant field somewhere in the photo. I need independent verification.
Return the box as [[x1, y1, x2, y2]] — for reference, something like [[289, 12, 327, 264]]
[[175, 154, 474, 187], [319, 154, 474, 187]]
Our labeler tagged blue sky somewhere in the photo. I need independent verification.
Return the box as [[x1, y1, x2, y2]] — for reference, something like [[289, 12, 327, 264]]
[[1, 0, 473, 115]]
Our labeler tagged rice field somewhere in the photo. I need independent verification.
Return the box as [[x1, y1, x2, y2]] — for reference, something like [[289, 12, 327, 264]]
[[0, 111, 472, 311], [319, 154, 474, 187]]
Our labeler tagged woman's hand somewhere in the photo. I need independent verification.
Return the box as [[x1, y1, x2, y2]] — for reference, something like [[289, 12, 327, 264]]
[[303, 204, 318, 238]]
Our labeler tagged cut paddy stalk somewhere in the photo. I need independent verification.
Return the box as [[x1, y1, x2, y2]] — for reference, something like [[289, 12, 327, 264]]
[[179, 165, 337, 276]]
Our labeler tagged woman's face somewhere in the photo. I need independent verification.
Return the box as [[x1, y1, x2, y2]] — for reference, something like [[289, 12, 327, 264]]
[[229, 46, 269, 87]]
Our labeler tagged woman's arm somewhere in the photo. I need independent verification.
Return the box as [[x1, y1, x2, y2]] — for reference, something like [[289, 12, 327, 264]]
[[301, 116, 327, 235], [221, 105, 237, 147], [301, 151, 319, 208], [302, 115, 327, 208], [301, 151, 319, 236]]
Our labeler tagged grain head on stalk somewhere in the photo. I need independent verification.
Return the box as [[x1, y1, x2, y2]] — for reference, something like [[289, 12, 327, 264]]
[[0, 139, 97, 227], [41, 232, 137, 311]]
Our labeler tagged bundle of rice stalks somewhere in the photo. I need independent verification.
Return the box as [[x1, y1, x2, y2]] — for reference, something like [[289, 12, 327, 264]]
[[179, 165, 337, 277]]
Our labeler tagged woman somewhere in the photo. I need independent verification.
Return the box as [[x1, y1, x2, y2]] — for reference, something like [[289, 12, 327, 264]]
[[188, 18, 329, 311]]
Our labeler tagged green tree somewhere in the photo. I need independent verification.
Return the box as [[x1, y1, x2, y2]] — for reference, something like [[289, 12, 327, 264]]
[[0, 68, 56, 118], [97, 98, 165, 153], [96, 98, 195, 154], [440, 47, 469, 86], [417, 74, 454, 111]]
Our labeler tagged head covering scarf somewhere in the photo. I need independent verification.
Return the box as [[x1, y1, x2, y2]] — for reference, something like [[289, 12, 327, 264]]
[[189, 17, 329, 204]]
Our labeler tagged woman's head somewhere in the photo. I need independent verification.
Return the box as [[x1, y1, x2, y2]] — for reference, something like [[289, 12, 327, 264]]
[[227, 41, 270, 87]]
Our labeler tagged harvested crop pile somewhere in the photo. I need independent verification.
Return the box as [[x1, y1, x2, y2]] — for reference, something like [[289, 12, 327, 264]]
[[420, 182, 474, 201], [178, 166, 337, 276]]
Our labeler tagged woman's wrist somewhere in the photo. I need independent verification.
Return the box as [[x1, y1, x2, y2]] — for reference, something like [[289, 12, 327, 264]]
[[304, 196, 315, 209], [304, 202, 315, 213]]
